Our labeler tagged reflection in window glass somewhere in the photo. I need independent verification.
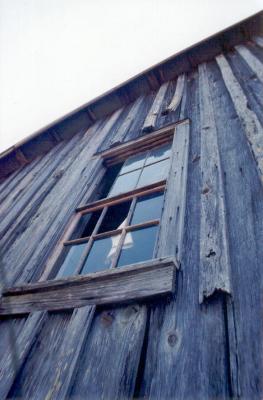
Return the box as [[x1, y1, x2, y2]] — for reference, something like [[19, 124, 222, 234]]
[[79, 210, 102, 238], [57, 243, 87, 278], [81, 234, 121, 274], [137, 158, 170, 188], [131, 193, 164, 225], [120, 152, 146, 175], [145, 143, 171, 165], [108, 169, 140, 197], [117, 225, 158, 267], [98, 201, 131, 233]]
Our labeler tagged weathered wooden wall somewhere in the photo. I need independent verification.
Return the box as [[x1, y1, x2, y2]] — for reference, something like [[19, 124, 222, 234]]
[[0, 37, 263, 399]]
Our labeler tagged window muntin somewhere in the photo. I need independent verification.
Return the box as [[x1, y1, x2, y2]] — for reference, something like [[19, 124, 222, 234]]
[[56, 141, 172, 279]]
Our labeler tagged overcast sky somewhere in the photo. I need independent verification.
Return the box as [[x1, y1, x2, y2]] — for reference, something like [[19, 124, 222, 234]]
[[0, 0, 262, 153]]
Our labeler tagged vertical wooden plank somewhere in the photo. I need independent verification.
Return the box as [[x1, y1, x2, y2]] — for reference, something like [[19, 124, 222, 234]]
[[198, 62, 231, 303], [70, 304, 147, 399], [2, 112, 120, 286], [0, 133, 83, 247], [216, 54, 263, 183], [0, 311, 47, 399], [44, 307, 95, 400], [123, 92, 155, 142], [155, 119, 190, 264], [8, 311, 72, 400], [164, 74, 185, 113], [207, 58, 263, 399], [225, 50, 263, 127], [235, 44, 263, 84], [142, 82, 169, 132], [109, 96, 144, 146]]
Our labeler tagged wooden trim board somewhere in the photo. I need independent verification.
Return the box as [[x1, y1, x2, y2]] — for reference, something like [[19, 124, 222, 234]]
[[0, 257, 177, 316]]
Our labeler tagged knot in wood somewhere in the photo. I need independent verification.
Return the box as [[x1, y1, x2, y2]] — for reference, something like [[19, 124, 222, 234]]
[[53, 169, 64, 179], [202, 186, 210, 195], [167, 331, 178, 347], [206, 249, 216, 258]]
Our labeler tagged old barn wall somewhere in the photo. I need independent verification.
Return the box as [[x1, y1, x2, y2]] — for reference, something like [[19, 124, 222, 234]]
[[0, 38, 263, 399]]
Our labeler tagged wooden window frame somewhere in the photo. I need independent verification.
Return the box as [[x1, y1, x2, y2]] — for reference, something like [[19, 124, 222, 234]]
[[61, 145, 171, 276]]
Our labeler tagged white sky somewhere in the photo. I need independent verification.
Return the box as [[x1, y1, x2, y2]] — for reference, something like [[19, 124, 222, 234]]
[[0, 0, 262, 153]]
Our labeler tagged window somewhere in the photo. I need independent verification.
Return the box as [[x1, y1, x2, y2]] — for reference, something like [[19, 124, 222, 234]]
[[56, 140, 173, 279]]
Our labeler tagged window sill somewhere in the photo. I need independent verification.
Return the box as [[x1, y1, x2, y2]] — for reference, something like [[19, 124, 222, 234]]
[[0, 257, 177, 316]]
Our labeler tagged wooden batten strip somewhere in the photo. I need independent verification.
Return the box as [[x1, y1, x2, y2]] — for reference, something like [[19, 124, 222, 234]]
[[163, 74, 186, 114], [198, 62, 231, 303], [0, 258, 177, 316], [155, 120, 190, 264], [235, 44, 263, 84], [142, 82, 169, 132], [216, 54, 263, 183]]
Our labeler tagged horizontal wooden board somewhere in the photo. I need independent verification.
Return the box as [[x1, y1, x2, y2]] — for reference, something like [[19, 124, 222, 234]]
[[0, 258, 177, 315]]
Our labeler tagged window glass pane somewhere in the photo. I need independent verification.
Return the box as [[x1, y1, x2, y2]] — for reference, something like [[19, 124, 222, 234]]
[[108, 169, 141, 197], [98, 201, 131, 233], [120, 152, 146, 175], [145, 143, 171, 165], [77, 210, 102, 238], [137, 158, 170, 188], [97, 163, 123, 199], [131, 193, 164, 225], [117, 225, 158, 268], [81, 234, 121, 274], [57, 243, 86, 278]]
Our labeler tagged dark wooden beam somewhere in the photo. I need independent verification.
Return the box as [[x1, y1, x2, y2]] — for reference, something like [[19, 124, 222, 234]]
[[0, 257, 177, 316]]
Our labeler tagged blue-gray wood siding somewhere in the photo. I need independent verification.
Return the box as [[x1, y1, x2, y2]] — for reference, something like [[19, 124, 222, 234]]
[[0, 38, 263, 399]]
